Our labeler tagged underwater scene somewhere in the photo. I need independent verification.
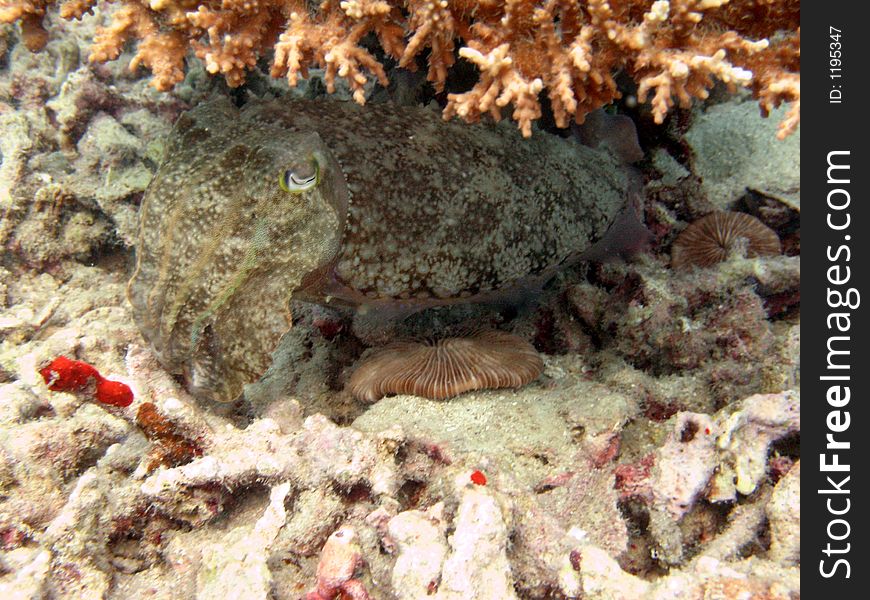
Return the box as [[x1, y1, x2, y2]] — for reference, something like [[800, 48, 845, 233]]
[[0, 1, 800, 599]]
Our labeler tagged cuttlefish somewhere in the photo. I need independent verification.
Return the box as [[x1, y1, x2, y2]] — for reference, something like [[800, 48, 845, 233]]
[[127, 97, 644, 402]]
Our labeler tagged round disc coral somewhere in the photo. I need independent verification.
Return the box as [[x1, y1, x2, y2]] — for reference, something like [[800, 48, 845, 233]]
[[348, 330, 544, 402], [671, 211, 781, 269]]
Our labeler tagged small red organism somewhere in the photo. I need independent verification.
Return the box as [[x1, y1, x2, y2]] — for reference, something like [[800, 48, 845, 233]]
[[95, 378, 135, 407], [470, 470, 487, 486], [40, 356, 99, 391], [39, 356, 133, 407], [569, 549, 582, 571]]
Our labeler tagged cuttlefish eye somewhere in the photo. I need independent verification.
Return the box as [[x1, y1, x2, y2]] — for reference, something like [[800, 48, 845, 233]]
[[279, 158, 320, 193]]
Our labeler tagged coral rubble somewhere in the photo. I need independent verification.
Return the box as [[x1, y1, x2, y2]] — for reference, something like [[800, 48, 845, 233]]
[[1, 0, 800, 136], [0, 255, 801, 598]]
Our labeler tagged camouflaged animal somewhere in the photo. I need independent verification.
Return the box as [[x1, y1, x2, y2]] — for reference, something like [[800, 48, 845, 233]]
[[128, 98, 643, 402]]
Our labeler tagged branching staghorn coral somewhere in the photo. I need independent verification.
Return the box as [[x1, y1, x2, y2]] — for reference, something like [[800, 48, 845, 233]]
[[0, 0, 800, 136]]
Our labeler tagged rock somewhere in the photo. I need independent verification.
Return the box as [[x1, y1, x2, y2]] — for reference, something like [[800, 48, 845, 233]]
[[388, 504, 448, 600], [710, 391, 800, 502], [766, 461, 800, 565], [437, 486, 518, 600], [196, 483, 291, 600], [685, 100, 800, 210]]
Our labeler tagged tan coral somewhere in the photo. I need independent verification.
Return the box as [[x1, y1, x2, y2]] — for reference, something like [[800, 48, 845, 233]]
[[671, 211, 782, 270], [83, 1, 192, 91], [0, 0, 54, 50], [271, 0, 405, 103], [400, 0, 459, 91], [1, 0, 800, 136], [348, 330, 544, 402], [187, 3, 285, 88]]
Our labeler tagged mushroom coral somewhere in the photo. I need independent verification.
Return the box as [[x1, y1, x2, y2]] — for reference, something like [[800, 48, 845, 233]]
[[348, 330, 544, 402], [670, 211, 782, 269]]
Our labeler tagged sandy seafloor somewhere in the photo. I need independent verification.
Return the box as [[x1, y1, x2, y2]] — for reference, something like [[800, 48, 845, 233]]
[[0, 9, 800, 600]]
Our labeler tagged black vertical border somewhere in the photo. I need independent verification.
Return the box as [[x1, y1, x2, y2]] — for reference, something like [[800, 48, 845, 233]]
[[803, 2, 868, 596]]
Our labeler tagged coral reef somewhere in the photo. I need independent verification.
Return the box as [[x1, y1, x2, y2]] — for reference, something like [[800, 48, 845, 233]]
[[708, 390, 799, 501], [435, 484, 518, 599], [565, 544, 799, 599], [1, 0, 800, 136], [615, 391, 799, 563], [566, 251, 799, 386], [387, 503, 449, 597], [0, 13, 184, 268], [0, 9, 800, 599], [0, 254, 800, 598], [195, 482, 292, 600], [766, 460, 799, 565]]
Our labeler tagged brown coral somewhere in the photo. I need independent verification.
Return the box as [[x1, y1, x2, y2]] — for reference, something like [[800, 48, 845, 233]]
[[0, 0, 52, 50], [670, 211, 781, 269], [1, 0, 800, 137], [348, 330, 544, 402], [136, 402, 204, 472]]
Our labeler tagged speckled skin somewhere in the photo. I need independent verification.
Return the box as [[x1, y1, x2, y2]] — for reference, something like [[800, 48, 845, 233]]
[[128, 98, 633, 402]]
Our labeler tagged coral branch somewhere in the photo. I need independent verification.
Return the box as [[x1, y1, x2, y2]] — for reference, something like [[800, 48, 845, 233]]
[[1, 0, 800, 135]]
